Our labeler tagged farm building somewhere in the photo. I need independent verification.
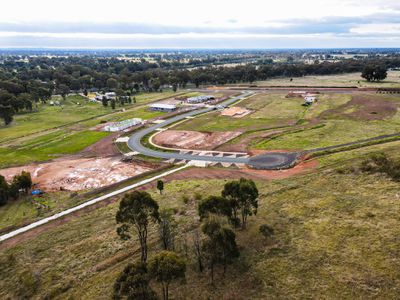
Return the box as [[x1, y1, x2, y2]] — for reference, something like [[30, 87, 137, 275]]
[[149, 103, 177, 112], [187, 95, 215, 103], [104, 118, 143, 132]]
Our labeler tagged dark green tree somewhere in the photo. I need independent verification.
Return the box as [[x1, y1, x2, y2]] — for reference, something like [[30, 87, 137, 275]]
[[102, 96, 108, 107], [361, 64, 387, 82], [157, 180, 164, 195], [114, 261, 157, 300], [159, 209, 176, 251], [0, 175, 9, 206], [12, 171, 32, 194], [106, 77, 119, 90], [198, 196, 232, 221], [57, 84, 70, 100], [116, 191, 160, 262], [148, 251, 186, 300], [0, 90, 16, 125], [222, 178, 258, 228], [201, 217, 239, 282]]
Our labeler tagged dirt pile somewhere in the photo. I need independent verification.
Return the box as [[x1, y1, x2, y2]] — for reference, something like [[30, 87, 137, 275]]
[[220, 107, 252, 118]]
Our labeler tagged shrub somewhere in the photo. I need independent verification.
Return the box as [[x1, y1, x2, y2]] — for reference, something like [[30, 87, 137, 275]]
[[259, 224, 274, 239], [194, 192, 202, 201], [181, 195, 190, 205]]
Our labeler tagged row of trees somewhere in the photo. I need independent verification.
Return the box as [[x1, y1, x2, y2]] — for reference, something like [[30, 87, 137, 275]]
[[113, 178, 260, 299], [2, 55, 395, 125], [0, 171, 32, 206]]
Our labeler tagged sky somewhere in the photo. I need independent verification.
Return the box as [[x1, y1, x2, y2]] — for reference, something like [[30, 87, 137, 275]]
[[0, 0, 399, 48]]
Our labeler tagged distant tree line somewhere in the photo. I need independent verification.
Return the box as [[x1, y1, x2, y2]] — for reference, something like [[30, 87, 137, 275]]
[[1, 55, 399, 125]]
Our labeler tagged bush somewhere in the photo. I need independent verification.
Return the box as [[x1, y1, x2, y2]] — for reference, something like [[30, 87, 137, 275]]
[[259, 224, 274, 239], [360, 152, 400, 182], [181, 195, 190, 205]]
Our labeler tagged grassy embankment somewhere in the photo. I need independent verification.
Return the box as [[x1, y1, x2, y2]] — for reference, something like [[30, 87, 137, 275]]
[[1, 142, 400, 299]]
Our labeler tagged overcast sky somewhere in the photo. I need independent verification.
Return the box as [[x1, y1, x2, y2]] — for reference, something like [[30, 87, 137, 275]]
[[0, 0, 399, 48]]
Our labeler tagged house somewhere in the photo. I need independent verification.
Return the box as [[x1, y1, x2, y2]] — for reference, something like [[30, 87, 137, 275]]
[[187, 95, 215, 103], [95, 92, 116, 101], [149, 103, 177, 112], [304, 96, 316, 106]]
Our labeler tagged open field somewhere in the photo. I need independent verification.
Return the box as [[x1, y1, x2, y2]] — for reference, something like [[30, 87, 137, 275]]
[[1, 146, 400, 298], [253, 70, 400, 87], [165, 92, 400, 153], [175, 93, 306, 132], [254, 94, 400, 151], [0, 130, 110, 168]]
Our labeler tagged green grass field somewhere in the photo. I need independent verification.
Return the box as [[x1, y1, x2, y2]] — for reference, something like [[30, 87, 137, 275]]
[[254, 70, 400, 87], [254, 119, 400, 150], [0, 91, 181, 144], [173, 92, 400, 152], [175, 93, 307, 132], [1, 145, 400, 298], [0, 130, 110, 168], [0, 91, 183, 168]]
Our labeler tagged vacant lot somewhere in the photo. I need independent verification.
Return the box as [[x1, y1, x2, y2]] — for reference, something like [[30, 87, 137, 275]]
[[176, 93, 306, 132], [0, 130, 110, 168], [255, 94, 400, 151], [152, 130, 242, 150], [254, 70, 400, 87], [1, 147, 400, 298]]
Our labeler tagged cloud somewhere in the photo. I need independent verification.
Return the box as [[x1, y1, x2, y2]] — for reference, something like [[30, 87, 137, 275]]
[[0, 9, 399, 48], [0, 11, 399, 36]]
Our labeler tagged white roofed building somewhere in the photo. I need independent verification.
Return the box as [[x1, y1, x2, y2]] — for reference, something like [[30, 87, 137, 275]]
[[149, 103, 177, 112]]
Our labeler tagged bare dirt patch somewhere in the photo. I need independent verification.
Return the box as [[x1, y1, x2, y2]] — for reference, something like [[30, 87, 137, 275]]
[[153, 130, 242, 150], [80, 132, 121, 157], [221, 107, 252, 118], [319, 94, 398, 121], [0, 157, 154, 191]]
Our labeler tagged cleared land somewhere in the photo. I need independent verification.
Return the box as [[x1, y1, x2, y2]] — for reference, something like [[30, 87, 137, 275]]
[[152, 130, 242, 150], [253, 70, 400, 87], [1, 143, 400, 298], [255, 94, 400, 150], [175, 93, 307, 132], [0, 157, 153, 192]]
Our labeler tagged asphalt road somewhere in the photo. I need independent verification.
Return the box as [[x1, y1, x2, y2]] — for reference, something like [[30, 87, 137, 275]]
[[127, 92, 300, 169]]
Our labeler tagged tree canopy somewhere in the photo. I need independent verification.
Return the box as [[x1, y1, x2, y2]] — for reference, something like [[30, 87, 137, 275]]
[[116, 191, 160, 262], [148, 251, 186, 300]]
